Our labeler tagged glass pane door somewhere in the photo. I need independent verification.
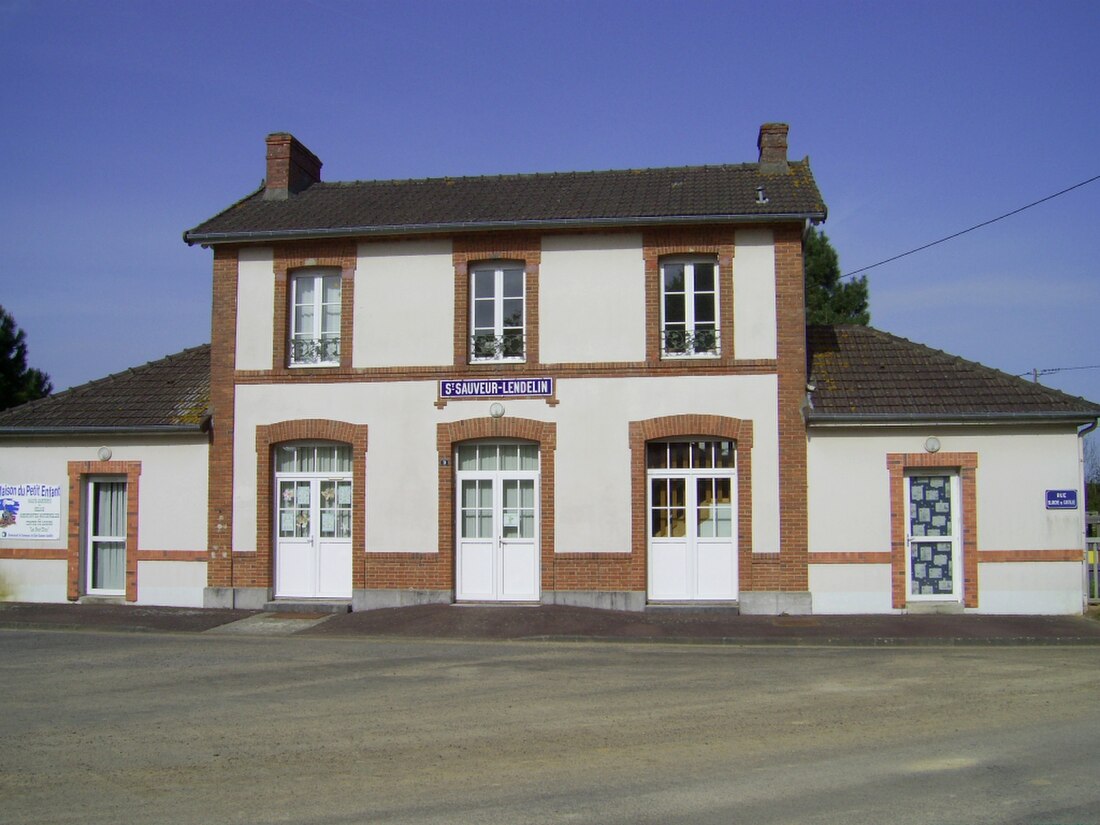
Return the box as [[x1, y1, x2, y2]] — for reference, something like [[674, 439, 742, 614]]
[[88, 481, 126, 594]]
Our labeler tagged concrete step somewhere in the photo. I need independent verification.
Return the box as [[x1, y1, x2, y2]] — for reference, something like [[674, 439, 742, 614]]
[[645, 602, 741, 614], [263, 600, 351, 615]]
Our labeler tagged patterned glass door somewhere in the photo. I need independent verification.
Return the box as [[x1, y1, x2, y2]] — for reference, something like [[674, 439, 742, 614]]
[[906, 474, 961, 602]]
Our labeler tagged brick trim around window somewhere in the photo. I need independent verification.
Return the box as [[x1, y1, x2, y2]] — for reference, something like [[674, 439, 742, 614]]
[[643, 228, 735, 365], [67, 460, 141, 601], [255, 420, 369, 590], [452, 235, 541, 368], [437, 416, 557, 594], [627, 415, 754, 596], [271, 242, 357, 374]]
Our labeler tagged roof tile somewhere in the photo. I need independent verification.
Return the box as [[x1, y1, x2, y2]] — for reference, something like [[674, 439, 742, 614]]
[[0, 345, 210, 432], [807, 326, 1100, 420]]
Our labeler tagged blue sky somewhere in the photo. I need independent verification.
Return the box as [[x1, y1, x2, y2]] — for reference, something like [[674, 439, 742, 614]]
[[3, 0, 1099, 407]]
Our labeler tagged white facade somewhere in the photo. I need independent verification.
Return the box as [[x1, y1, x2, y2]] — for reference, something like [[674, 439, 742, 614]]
[[807, 424, 1088, 614], [0, 436, 208, 606]]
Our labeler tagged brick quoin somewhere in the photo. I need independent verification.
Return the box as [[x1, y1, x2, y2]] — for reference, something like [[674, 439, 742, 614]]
[[767, 224, 809, 592], [207, 246, 239, 589]]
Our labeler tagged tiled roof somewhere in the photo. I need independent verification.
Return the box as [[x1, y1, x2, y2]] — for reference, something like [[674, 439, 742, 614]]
[[0, 345, 210, 433], [5, 327, 1092, 434], [807, 325, 1100, 421], [184, 161, 826, 244]]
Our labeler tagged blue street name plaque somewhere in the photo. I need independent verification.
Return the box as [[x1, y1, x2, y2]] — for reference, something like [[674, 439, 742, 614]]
[[439, 377, 554, 399], [1045, 489, 1078, 509]]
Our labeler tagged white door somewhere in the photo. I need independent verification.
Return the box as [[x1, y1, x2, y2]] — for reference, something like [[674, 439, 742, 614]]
[[86, 479, 126, 596], [648, 440, 737, 602], [274, 444, 353, 599], [906, 474, 962, 603], [456, 442, 539, 602]]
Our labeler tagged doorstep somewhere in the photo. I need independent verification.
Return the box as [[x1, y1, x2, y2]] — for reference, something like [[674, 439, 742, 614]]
[[263, 600, 352, 614]]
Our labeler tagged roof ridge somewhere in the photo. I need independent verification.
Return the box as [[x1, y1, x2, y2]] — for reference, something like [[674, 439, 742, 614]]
[[312, 160, 778, 189]]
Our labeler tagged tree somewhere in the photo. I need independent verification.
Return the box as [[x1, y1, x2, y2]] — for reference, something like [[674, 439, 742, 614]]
[[0, 306, 52, 411], [804, 228, 870, 326]]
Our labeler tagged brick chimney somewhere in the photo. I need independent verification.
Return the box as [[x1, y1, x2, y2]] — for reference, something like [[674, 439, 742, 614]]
[[757, 123, 789, 173], [264, 133, 322, 200]]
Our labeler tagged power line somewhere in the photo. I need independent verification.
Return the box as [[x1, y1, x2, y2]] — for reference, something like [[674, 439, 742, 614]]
[[1017, 365, 1100, 382], [841, 174, 1100, 280]]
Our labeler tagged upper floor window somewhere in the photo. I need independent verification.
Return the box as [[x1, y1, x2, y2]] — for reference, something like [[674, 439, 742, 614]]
[[290, 270, 341, 366], [471, 262, 525, 362], [661, 257, 719, 358]]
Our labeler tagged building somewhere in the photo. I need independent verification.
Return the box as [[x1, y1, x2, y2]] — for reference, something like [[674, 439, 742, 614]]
[[1, 124, 1096, 614]]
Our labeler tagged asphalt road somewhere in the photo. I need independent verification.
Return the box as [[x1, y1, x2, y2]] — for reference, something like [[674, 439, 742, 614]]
[[2, 630, 1098, 825]]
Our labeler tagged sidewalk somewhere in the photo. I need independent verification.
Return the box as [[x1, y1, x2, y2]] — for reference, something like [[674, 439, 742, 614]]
[[3, 601, 1100, 645]]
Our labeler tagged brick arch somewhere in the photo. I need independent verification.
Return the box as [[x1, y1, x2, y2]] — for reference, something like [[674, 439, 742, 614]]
[[437, 417, 557, 593], [628, 414, 754, 595], [251, 419, 369, 593]]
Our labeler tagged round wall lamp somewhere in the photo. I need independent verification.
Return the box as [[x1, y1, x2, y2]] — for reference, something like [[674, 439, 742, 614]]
[[489, 402, 506, 419], [924, 436, 941, 454], [97, 446, 113, 461]]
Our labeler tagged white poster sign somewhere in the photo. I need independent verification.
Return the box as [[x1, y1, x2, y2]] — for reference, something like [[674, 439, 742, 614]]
[[0, 483, 64, 540]]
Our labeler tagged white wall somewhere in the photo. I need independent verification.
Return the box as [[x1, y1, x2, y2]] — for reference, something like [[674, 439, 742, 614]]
[[732, 229, 777, 361], [0, 436, 208, 604], [234, 373, 780, 558], [808, 564, 895, 614], [355, 240, 454, 368], [539, 234, 645, 364], [807, 424, 1086, 614], [136, 560, 207, 607], [235, 247, 275, 371], [0, 559, 67, 602], [807, 425, 1084, 554], [976, 562, 1082, 614]]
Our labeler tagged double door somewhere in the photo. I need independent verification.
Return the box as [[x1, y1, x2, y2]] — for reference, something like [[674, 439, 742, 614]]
[[647, 440, 738, 602], [456, 442, 539, 602], [275, 475, 352, 599]]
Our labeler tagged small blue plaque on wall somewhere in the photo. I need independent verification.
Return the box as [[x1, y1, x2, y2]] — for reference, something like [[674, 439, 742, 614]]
[[1045, 490, 1078, 509]]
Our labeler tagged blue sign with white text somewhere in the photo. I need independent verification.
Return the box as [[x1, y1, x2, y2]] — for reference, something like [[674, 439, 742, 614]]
[[1045, 490, 1078, 509], [440, 378, 553, 399]]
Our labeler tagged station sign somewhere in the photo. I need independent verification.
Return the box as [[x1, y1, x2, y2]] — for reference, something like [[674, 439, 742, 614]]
[[439, 377, 553, 399]]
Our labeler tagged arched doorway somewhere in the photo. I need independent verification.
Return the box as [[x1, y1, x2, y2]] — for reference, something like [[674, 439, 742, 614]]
[[647, 439, 738, 601], [454, 440, 540, 602], [273, 442, 353, 599]]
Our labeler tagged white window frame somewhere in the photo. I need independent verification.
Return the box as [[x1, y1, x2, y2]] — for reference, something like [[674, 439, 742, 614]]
[[289, 269, 342, 367], [85, 477, 127, 597], [470, 262, 526, 363], [660, 256, 719, 358]]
